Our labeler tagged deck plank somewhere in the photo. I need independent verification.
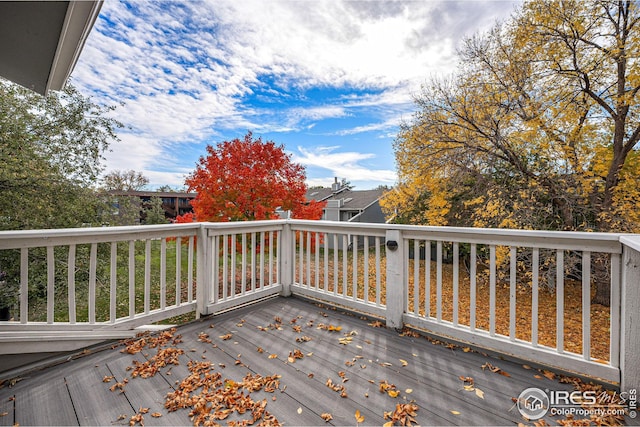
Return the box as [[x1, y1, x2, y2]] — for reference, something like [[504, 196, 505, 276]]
[[0, 394, 13, 427], [65, 359, 134, 425], [14, 378, 77, 426]]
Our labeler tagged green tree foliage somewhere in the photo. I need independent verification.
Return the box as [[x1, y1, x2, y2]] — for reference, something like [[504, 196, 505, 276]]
[[0, 79, 121, 230], [382, 0, 640, 305], [0, 78, 120, 313], [143, 196, 169, 225]]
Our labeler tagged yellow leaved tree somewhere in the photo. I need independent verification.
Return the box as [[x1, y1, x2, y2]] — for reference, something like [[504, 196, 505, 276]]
[[381, 0, 640, 305]]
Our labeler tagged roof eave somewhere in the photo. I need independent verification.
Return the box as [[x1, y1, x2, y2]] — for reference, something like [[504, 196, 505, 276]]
[[45, 1, 103, 95]]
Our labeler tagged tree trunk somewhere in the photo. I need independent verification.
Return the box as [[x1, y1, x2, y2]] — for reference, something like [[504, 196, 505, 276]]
[[591, 255, 611, 307]]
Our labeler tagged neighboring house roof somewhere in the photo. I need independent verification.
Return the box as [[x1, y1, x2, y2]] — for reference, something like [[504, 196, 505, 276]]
[[306, 187, 336, 202], [306, 187, 384, 211], [106, 190, 196, 199], [0, 1, 103, 95]]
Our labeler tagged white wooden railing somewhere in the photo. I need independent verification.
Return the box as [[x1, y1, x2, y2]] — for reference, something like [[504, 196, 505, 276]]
[[1, 220, 639, 392], [0, 223, 201, 353]]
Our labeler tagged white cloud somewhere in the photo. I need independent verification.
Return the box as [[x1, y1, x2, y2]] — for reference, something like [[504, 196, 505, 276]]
[[335, 116, 403, 136], [293, 146, 397, 184], [73, 0, 519, 188]]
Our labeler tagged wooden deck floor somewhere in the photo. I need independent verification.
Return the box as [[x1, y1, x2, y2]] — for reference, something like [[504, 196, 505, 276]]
[[0, 296, 624, 426]]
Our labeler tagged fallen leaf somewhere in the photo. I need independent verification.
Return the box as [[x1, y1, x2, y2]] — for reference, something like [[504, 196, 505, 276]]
[[321, 413, 333, 422], [150, 413, 162, 418], [451, 410, 461, 415], [522, 364, 531, 370], [542, 370, 556, 380], [482, 361, 511, 377], [355, 410, 365, 423], [475, 388, 485, 399], [219, 333, 232, 340], [0, 412, 7, 417], [338, 336, 353, 345], [399, 359, 408, 367], [388, 389, 400, 398], [297, 407, 302, 414], [405, 388, 413, 394], [268, 354, 278, 359], [129, 413, 144, 426], [459, 376, 474, 385], [462, 347, 472, 352]]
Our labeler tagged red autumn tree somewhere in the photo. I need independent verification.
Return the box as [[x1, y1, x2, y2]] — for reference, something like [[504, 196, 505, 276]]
[[179, 132, 325, 222]]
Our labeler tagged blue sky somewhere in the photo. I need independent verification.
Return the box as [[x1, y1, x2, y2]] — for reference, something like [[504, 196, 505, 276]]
[[73, 0, 518, 190]]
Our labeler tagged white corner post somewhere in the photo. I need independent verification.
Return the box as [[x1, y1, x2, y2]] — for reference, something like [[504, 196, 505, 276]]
[[279, 221, 294, 297], [621, 236, 640, 394], [196, 224, 211, 317], [385, 229, 405, 330]]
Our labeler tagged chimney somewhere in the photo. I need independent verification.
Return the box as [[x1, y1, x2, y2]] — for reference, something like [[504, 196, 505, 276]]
[[331, 177, 341, 192]]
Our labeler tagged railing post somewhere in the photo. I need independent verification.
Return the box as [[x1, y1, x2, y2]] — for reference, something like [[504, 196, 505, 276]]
[[621, 237, 640, 394], [385, 229, 405, 330], [196, 224, 211, 317], [280, 220, 293, 297]]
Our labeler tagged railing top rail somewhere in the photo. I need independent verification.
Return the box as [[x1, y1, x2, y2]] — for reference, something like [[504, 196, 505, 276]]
[[621, 235, 640, 253], [0, 219, 629, 253], [0, 223, 201, 250], [288, 219, 625, 253], [288, 219, 387, 237], [203, 219, 286, 235]]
